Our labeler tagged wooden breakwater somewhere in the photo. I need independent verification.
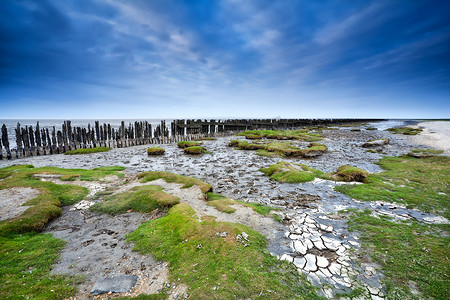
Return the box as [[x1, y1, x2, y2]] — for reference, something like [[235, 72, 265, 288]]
[[0, 118, 383, 160]]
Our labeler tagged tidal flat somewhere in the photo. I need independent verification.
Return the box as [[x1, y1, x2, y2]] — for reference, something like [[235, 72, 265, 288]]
[[0, 120, 448, 299]]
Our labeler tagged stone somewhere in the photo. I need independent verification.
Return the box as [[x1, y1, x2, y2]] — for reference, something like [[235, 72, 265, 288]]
[[90, 275, 138, 295], [294, 240, 308, 255], [328, 263, 342, 275], [367, 286, 380, 295], [322, 287, 333, 298], [307, 272, 321, 286], [289, 233, 301, 240], [293, 257, 306, 269], [280, 254, 294, 263], [304, 254, 317, 272], [336, 245, 347, 255], [304, 239, 314, 250], [316, 256, 329, 268], [313, 239, 326, 250], [305, 215, 315, 224], [348, 240, 359, 247], [319, 267, 332, 278]]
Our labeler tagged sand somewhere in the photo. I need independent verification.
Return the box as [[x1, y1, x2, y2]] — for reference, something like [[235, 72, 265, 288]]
[[408, 121, 450, 155]]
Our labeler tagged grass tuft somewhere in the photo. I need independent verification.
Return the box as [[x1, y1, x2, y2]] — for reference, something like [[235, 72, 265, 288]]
[[137, 171, 213, 194], [386, 127, 423, 135], [260, 162, 324, 183], [177, 141, 201, 148], [90, 185, 180, 215], [147, 147, 165, 156], [64, 147, 111, 155]]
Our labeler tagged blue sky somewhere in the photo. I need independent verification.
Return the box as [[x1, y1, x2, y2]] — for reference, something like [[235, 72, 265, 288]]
[[1, 0, 449, 119]]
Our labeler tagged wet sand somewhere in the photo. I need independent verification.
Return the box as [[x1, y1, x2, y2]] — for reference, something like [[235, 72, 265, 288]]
[[409, 121, 450, 155]]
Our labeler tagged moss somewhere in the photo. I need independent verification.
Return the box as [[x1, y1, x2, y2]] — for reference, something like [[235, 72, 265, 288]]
[[137, 171, 213, 194], [127, 203, 321, 299], [260, 162, 324, 183], [387, 127, 423, 135], [177, 141, 201, 148], [147, 147, 165, 155], [365, 127, 377, 130], [362, 139, 389, 148], [184, 146, 208, 154], [351, 128, 361, 132], [335, 155, 450, 218], [205, 193, 237, 213], [237, 129, 322, 142], [92, 166, 126, 171], [91, 185, 180, 215], [64, 147, 111, 155], [408, 149, 444, 158], [324, 165, 370, 182]]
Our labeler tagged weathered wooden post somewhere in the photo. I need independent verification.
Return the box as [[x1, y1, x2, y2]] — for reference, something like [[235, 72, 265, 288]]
[[1, 124, 11, 159]]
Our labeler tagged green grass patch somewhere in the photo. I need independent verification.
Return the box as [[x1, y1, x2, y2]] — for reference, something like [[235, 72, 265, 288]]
[[206, 193, 237, 214], [342, 209, 449, 299], [127, 203, 321, 299], [0, 165, 124, 235], [184, 146, 209, 154], [0, 232, 78, 299], [321, 165, 369, 182], [64, 147, 111, 155], [147, 147, 165, 155], [117, 294, 168, 299], [92, 166, 126, 171], [137, 171, 213, 194], [335, 155, 450, 218], [237, 130, 322, 142], [235, 200, 281, 217], [260, 162, 324, 183], [232, 140, 327, 158], [177, 141, 201, 148], [408, 148, 444, 158], [90, 185, 180, 215], [386, 127, 423, 135]]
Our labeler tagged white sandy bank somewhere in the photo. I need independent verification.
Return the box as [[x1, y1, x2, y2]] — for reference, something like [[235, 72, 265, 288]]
[[409, 121, 450, 155]]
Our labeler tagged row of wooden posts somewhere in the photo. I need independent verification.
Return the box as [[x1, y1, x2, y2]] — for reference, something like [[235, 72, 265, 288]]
[[0, 118, 382, 160]]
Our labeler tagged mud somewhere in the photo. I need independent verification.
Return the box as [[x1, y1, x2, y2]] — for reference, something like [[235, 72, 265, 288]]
[[0, 187, 39, 221], [1, 120, 448, 299]]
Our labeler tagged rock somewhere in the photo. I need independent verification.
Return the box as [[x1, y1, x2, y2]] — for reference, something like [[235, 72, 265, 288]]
[[280, 254, 294, 263], [328, 263, 342, 275], [362, 139, 389, 148], [316, 256, 329, 268], [367, 286, 380, 295], [318, 267, 332, 278], [304, 254, 317, 272], [293, 257, 306, 269], [90, 275, 138, 295], [313, 239, 326, 250], [294, 240, 307, 255]]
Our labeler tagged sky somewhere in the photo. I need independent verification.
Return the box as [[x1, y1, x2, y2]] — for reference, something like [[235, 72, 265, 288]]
[[1, 0, 449, 119]]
